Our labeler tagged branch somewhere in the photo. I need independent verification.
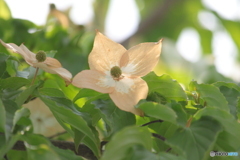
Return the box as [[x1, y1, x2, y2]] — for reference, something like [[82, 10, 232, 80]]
[[121, 0, 180, 46], [141, 119, 164, 127]]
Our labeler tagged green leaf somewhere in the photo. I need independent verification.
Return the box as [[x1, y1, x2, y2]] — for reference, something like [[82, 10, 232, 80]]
[[137, 102, 177, 124], [194, 107, 240, 151], [101, 126, 152, 160], [169, 102, 188, 127], [0, 53, 10, 79], [73, 88, 102, 102], [21, 134, 83, 160], [15, 84, 38, 107], [93, 99, 136, 137], [143, 73, 187, 102], [39, 88, 66, 98], [214, 82, 240, 92], [123, 145, 159, 160], [0, 77, 30, 90], [166, 116, 222, 160], [39, 95, 101, 158], [0, 134, 20, 159], [12, 107, 31, 133], [0, 100, 6, 133], [157, 152, 186, 160], [189, 81, 229, 111], [213, 82, 240, 118], [149, 121, 178, 152], [0, 0, 12, 20], [2, 100, 18, 140]]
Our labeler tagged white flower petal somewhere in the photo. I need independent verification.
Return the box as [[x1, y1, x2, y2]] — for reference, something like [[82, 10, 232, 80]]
[[109, 77, 148, 116]]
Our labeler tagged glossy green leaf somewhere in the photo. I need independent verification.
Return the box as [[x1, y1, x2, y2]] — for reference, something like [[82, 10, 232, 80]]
[[93, 99, 136, 136], [101, 126, 152, 160], [166, 116, 222, 160], [143, 73, 187, 102], [137, 102, 177, 124], [189, 81, 229, 111]]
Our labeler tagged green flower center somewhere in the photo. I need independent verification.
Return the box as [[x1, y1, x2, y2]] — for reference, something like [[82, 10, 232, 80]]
[[36, 51, 46, 62], [110, 66, 122, 79]]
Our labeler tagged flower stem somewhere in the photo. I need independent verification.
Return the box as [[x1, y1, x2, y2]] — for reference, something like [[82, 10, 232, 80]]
[[31, 67, 39, 85]]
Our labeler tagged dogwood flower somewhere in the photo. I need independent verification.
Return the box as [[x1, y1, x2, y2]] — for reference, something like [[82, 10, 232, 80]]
[[72, 31, 162, 116], [0, 39, 72, 83]]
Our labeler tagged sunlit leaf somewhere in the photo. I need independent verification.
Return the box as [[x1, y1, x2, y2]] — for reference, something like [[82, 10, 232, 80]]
[[143, 73, 187, 102], [189, 81, 229, 111], [0, 0, 12, 20], [137, 102, 177, 124]]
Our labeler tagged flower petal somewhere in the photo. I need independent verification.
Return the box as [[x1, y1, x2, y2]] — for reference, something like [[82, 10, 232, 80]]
[[43, 57, 62, 68], [34, 62, 72, 83], [72, 70, 114, 93], [88, 31, 126, 73], [0, 39, 35, 65], [120, 39, 163, 77], [109, 77, 148, 116]]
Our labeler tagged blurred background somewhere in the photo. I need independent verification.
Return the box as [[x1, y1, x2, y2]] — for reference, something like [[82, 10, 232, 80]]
[[0, 0, 240, 85]]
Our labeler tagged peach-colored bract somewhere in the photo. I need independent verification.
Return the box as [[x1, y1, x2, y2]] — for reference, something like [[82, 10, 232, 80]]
[[0, 39, 72, 84], [72, 31, 163, 116]]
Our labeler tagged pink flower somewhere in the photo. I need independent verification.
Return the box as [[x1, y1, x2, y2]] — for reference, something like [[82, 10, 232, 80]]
[[72, 31, 162, 116], [0, 39, 72, 84]]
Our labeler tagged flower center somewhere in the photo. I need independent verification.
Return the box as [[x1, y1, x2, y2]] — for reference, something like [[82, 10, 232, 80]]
[[110, 66, 123, 81], [36, 51, 46, 62]]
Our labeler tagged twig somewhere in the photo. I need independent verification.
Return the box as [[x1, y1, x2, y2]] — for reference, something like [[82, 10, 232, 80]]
[[141, 119, 164, 127], [152, 133, 165, 141], [48, 131, 67, 139]]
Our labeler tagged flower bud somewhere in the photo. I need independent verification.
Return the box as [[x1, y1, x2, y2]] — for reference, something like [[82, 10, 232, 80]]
[[36, 51, 46, 62]]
